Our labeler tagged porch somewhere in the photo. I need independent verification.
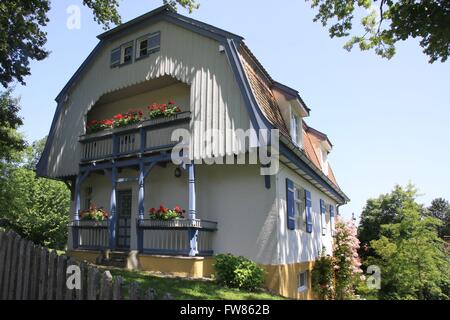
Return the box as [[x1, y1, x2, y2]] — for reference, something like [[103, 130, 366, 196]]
[[70, 93, 219, 256]]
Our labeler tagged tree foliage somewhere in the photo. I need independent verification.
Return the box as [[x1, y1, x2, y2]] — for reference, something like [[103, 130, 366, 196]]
[[308, 0, 450, 63], [0, 90, 26, 161], [358, 184, 422, 260], [370, 206, 450, 299], [0, 138, 70, 249], [426, 198, 450, 238], [0, 0, 199, 88]]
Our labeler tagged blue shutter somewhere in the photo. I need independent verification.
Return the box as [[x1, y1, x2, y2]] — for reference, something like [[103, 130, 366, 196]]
[[286, 179, 296, 230], [329, 205, 335, 217], [320, 199, 325, 215], [305, 189, 313, 233]]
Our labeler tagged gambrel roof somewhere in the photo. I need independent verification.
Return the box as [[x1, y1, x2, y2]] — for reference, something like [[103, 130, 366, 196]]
[[39, 4, 348, 204]]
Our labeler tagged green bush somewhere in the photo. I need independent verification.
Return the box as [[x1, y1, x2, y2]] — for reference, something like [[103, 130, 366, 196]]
[[311, 252, 335, 300], [214, 254, 265, 291]]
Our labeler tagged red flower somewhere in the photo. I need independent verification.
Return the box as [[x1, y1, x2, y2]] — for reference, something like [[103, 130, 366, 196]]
[[174, 205, 183, 214], [159, 204, 168, 213], [168, 101, 175, 105], [113, 114, 124, 120], [149, 208, 156, 214]]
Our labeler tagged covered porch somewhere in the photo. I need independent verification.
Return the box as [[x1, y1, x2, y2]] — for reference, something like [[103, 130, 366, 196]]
[[69, 152, 218, 257]]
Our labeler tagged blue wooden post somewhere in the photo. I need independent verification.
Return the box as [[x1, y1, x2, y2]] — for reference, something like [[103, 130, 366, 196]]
[[108, 167, 117, 250], [187, 163, 198, 256], [137, 160, 145, 252], [72, 175, 81, 249]]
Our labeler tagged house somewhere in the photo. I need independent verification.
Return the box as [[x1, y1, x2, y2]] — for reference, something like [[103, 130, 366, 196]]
[[37, 5, 349, 299]]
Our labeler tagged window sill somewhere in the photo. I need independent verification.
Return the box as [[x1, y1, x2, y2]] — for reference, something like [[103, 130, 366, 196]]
[[298, 286, 307, 293]]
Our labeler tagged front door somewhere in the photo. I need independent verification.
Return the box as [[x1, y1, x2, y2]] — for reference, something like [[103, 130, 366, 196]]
[[116, 189, 132, 250]]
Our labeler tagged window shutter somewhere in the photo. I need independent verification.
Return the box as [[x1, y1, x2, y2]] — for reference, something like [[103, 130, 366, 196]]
[[329, 205, 335, 217], [286, 179, 296, 230], [305, 189, 313, 233], [320, 199, 326, 236]]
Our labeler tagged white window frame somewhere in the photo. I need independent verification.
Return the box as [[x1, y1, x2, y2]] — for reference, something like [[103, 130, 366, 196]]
[[298, 271, 308, 292], [121, 41, 134, 65], [294, 184, 306, 231], [290, 111, 302, 148], [136, 32, 160, 59]]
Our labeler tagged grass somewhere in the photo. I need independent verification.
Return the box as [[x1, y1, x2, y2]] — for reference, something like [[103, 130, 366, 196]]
[[103, 268, 286, 300]]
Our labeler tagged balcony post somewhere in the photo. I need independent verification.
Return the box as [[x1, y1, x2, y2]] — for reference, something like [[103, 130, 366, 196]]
[[108, 166, 117, 250], [187, 163, 198, 256], [72, 174, 82, 249], [137, 160, 145, 252]]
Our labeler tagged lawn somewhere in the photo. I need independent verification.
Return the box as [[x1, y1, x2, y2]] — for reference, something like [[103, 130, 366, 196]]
[[103, 268, 286, 300]]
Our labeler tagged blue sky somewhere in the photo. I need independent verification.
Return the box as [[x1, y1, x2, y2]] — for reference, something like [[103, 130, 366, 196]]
[[13, 0, 450, 219]]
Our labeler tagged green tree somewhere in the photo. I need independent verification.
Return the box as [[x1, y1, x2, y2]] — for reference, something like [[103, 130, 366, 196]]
[[426, 198, 450, 239], [0, 138, 70, 249], [358, 184, 423, 260], [308, 0, 450, 63], [0, 90, 26, 161], [0, 0, 198, 89], [370, 205, 450, 300]]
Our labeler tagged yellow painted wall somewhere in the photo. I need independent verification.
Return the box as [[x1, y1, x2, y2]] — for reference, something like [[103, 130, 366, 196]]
[[137, 255, 214, 278], [263, 261, 316, 300]]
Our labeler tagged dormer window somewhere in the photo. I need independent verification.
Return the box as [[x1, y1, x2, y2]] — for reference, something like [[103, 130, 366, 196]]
[[136, 32, 161, 60], [121, 42, 133, 65], [290, 113, 302, 148]]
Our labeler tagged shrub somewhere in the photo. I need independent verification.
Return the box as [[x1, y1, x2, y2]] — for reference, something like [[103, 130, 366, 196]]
[[311, 251, 335, 300], [214, 254, 265, 291]]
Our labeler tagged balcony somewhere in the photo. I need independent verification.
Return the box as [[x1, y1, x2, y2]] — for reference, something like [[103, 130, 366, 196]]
[[70, 218, 218, 256], [79, 111, 191, 162]]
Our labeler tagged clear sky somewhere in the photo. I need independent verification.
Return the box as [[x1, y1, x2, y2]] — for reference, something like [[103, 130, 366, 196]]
[[13, 0, 450, 219]]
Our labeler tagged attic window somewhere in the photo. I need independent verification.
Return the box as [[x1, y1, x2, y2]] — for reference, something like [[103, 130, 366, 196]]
[[290, 113, 302, 148], [121, 42, 134, 65], [136, 32, 161, 60]]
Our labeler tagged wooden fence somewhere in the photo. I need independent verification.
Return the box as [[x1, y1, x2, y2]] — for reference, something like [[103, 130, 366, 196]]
[[0, 230, 173, 300]]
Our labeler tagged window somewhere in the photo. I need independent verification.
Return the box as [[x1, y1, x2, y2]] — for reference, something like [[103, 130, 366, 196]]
[[290, 113, 301, 147], [294, 185, 306, 230], [136, 32, 161, 59], [110, 48, 121, 67], [298, 271, 308, 292], [121, 42, 133, 65]]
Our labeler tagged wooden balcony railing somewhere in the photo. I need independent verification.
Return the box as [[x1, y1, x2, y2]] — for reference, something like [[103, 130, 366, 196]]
[[69, 217, 217, 256], [79, 112, 191, 162], [70, 220, 109, 250], [138, 219, 217, 256]]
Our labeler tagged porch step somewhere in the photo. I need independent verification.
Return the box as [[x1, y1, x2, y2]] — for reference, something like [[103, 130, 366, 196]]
[[96, 251, 129, 268]]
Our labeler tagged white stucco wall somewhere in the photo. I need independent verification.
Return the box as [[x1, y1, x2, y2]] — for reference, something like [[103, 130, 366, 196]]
[[275, 162, 336, 265]]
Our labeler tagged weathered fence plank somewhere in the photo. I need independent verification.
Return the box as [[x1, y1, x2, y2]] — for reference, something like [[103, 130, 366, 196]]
[[129, 282, 140, 300], [100, 271, 113, 300], [87, 267, 100, 300], [29, 244, 40, 300], [15, 239, 26, 299], [0, 231, 7, 294], [2, 232, 14, 300], [21, 241, 32, 299], [112, 276, 123, 300], [38, 247, 49, 300], [8, 234, 21, 300], [75, 261, 87, 300], [55, 255, 67, 300], [46, 251, 57, 300], [64, 258, 78, 300]]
